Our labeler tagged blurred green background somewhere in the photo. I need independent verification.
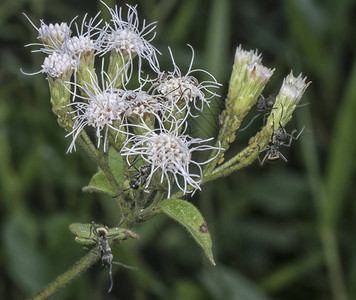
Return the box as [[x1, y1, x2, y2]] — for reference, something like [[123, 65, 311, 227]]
[[1, 0, 356, 299]]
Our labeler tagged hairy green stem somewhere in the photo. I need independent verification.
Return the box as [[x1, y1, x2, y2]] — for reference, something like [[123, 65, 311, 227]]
[[77, 132, 100, 165], [208, 135, 270, 180], [204, 114, 231, 174]]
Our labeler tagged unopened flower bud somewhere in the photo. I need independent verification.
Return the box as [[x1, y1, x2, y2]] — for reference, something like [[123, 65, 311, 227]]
[[268, 71, 310, 126], [228, 46, 274, 116]]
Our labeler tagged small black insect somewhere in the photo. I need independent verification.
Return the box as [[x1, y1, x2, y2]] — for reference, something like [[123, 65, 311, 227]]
[[90, 222, 116, 293], [256, 94, 276, 113], [239, 94, 276, 131], [129, 164, 151, 190], [89, 222, 137, 293], [258, 112, 304, 165]]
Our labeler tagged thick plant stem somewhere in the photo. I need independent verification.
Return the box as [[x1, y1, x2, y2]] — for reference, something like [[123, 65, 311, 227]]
[[29, 248, 100, 300], [204, 114, 232, 174], [77, 132, 100, 165], [77, 134, 118, 193]]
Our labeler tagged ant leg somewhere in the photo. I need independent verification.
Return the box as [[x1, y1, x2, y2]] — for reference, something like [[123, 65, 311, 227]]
[[285, 126, 305, 146], [239, 113, 261, 132], [129, 155, 139, 167], [296, 102, 310, 108], [257, 145, 267, 166], [90, 221, 96, 238], [77, 236, 97, 244], [107, 263, 114, 293], [127, 161, 140, 173], [260, 151, 270, 166], [278, 151, 288, 163], [112, 261, 138, 270], [270, 113, 276, 141], [262, 112, 269, 127], [285, 130, 297, 147], [294, 126, 305, 140]]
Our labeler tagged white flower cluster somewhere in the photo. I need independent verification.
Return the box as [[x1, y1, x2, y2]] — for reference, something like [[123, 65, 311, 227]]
[[23, 12, 103, 77], [24, 2, 221, 197]]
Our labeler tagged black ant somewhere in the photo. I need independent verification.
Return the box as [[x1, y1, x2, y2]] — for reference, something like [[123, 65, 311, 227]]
[[89, 222, 136, 293], [240, 94, 309, 132], [256, 94, 276, 112], [239, 94, 276, 131], [123, 159, 153, 212], [258, 108, 304, 165], [128, 164, 151, 190]]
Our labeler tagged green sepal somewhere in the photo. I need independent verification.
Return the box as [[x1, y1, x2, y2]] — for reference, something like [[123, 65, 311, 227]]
[[160, 199, 215, 265], [69, 222, 137, 245], [82, 148, 126, 196]]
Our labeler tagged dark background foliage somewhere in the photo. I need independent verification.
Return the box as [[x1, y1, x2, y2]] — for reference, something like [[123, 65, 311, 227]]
[[1, 0, 356, 299]]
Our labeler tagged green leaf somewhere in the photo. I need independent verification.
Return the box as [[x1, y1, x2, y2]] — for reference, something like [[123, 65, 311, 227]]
[[160, 199, 215, 265], [82, 170, 114, 195], [108, 147, 126, 183], [82, 148, 126, 196], [69, 222, 137, 245]]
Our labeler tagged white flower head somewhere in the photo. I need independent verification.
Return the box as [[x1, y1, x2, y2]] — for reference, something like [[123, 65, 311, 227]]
[[279, 71, 310, 105], [62, 13, 103, 57], [66, 70, 128, 152], [121, 119, 221, 198], [122, 90, 165, 119], [23, 13, 73, 53], [39, 51, 76, 78], [100, 2, 160, 77], [38, 22, 71, 48], [154, 45, 221, 114]]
